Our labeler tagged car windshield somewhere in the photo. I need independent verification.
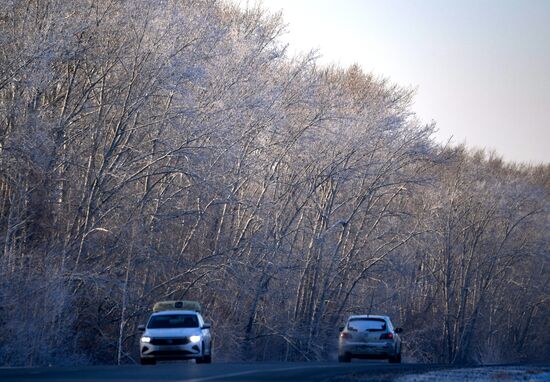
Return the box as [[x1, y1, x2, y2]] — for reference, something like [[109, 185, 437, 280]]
[[348, 318, 387, 332], [147, 314, 199, 329]]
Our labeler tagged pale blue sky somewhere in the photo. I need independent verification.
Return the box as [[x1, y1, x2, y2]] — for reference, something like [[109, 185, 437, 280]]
[[237, 0, 550, 164]]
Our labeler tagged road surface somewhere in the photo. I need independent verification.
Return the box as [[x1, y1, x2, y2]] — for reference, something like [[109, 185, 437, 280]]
[[0, 362, 444, 382]]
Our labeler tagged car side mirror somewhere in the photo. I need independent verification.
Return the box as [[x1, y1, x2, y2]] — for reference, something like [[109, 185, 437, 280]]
[[202, 323, 211, 329], [395, 327, 403, 333], [339, 326, 344, 332], [138, 324, 146, 332]]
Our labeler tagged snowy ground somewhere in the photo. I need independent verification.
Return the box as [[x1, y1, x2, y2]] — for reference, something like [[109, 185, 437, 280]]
[[395, 365, 550, 382]]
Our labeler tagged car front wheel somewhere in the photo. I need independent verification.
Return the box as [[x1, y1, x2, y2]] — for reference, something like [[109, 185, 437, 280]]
[[196, 343, 212, 364], [196, 355, 212, 364], [389, 353, 401, 363], [140, 357, 156, 365]]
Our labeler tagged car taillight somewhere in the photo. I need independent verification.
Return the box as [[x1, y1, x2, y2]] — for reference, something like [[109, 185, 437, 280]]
[[340, 332, 353, 339], [380, 332, 394, 340]]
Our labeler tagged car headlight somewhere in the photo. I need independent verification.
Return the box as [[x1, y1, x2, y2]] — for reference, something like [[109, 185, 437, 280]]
[[189, 335, 201, 343], [141, 336, 151, 343]]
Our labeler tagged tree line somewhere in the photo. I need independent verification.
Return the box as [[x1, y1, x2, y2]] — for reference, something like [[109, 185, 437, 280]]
[[0, 0, 548, 366]]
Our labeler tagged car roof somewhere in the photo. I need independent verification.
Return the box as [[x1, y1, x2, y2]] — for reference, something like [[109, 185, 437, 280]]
[[348, 315, 390, 321], [151, 310, 199, 316]]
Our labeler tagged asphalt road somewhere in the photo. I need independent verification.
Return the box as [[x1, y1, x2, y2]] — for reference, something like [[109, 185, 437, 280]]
[[0, 362, 442, 382]]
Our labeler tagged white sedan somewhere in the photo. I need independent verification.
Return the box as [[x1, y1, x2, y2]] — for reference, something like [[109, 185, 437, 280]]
[[139, 308, 212, 365]]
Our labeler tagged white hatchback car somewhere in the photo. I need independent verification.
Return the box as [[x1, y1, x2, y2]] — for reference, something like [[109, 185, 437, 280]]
[[139, 301, 212, 365], [338, 315, 402, 363]]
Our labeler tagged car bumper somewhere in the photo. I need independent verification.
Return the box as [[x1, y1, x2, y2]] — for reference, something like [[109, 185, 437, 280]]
[[339, 341, 397, 356], [140, 343, 202, 360]]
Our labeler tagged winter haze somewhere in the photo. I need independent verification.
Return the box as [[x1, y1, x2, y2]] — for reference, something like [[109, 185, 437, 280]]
[[0, 0, 548, 369], [251, 0, 550, 164]]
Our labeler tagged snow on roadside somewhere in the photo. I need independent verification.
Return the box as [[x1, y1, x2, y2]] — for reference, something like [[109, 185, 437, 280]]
[[395, 366, 550, 382]]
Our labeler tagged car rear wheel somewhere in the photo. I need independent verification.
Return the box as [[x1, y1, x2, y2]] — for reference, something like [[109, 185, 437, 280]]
[[338, 353, 351, 363], [389, 353, 401, 363]]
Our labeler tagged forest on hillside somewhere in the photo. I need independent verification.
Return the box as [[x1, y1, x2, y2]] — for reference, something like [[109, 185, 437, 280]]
[[0, 0, 548, 366]]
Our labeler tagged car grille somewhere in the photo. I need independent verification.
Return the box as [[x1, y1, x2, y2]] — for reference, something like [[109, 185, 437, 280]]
[[150, 337, 190, 345], [150, 350, 196, 356]]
